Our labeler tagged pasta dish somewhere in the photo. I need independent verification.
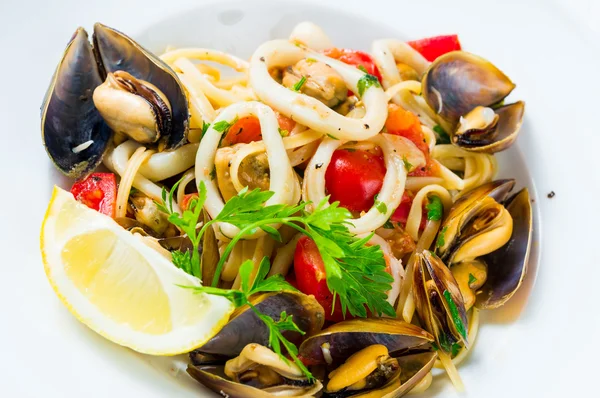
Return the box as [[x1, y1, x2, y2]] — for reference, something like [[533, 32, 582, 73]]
[[39, 21, 532, 397]]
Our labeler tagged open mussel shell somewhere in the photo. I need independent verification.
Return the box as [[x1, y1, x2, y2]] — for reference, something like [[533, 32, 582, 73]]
[[413, 251, 469, 353], [187, 364, 323, 398], [41, 28, 112, 178], [93, 23, 188, 149], [422, 51, 515, 124], [436, 179, 515, 264], [298, 318, 434, 366], [454, 101, 525, 153], [477, 188, 532, 309], [193, 292, 324, 359]]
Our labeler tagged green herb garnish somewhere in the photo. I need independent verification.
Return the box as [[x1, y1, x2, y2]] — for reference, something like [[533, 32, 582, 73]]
[[186, 258, 312, 380], [451, 342, 462, 358], [383, 219, 395, 229], [425, 196, 443, 221], [209, 166, 217, 180], [402, 156, 413, 172], [374, 201, 387, 215], [436, 226, 448, 248], [326, 133, 339, 140], [278, 127, 289, 137], [201, 121, 210, 139], [357, 65, 368, 73], [433, 125, 451, 145], [468, 273, 478, 286], [156, 180, 207, 278], [357, 73, 381, 97], [443, 290, 468, 340], [305, 57, 317, 64], [293, 76, 307, 91]]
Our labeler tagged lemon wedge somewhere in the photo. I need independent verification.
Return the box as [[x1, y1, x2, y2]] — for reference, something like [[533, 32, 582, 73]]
[[40, 186, 233, 355]]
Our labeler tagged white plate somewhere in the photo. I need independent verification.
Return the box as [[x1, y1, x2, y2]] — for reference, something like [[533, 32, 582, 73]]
[[1, 0, 598, 397]]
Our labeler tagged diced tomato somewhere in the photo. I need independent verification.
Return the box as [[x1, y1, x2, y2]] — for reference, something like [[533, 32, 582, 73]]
[[180, 193, 199, 211], [407, 34, 462, 62], [391, 192, 413, 224], [276, 112, 296, 134], [221, 116, 262, 146], [325, 149, 386, 213], [323, 48, 382, 82], [70, 173, 117, 217], [220, 112, 296, 146], [294, 236, 346, 322], [385, 104, 439, 177]]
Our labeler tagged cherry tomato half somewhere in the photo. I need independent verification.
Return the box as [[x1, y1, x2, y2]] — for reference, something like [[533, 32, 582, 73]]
[[294, 236, 346, 322], [70, 173, 117, 217], [325, 149, 386, 213]]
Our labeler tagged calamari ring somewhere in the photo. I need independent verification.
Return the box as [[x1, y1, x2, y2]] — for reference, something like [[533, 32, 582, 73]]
[[371, 39, 430, 90], [302, 135, 406, 234], [249, 40, 388, 141], [195, 101, 296, 239]]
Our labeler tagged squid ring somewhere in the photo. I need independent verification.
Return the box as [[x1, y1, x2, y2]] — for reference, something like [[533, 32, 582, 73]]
[[249, 40, 388, 141], [195, 101, 296, 239]]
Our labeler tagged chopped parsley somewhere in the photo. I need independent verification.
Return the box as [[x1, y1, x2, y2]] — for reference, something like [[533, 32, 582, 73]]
[[374, 201, 387, 214], [402, 156, 413, 172], [436, 226, 448, 248], [357, 73, 381, 97], [357, 65, 368, 73], [201, 120, 210, 139], [383, 219, 395, 229], [293, 76, 307, 91], [326, 133, 339, 140], [425, 196, 443, 221], [443, 290, 468, 340], [468, 273, 478, 286], [433, 125, 451, 145], [278, 127, 289, 137]]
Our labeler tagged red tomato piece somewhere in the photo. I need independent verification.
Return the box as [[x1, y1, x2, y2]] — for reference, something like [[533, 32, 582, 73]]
[[276, 112, 296, 134], [222, 116, 262, 146], [391, 192, 413, 224], [407, 34, 462, 62], [70, 173, 117, 217], [180, 193, 199, 211], [325, 149, 386, 213], [385, 104, 440, 177], [294, 236, 346, 322], [323, 48, 383, 82]]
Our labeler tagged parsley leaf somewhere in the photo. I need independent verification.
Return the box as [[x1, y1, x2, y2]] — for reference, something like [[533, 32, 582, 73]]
[[183, 258, 310, 380], [357, 73, 381, 97], [293, 76, 307, 91], [326, 133, 339, 140], [433, 125, 451, 145], [278, 127, 289, 137], [383, 219, 395, 229], [426, 196, 443, 221], [374, 201, 387, 214], [468, 273, 478, 286], [436, 226, 448, 249], [213, 117, 237, 134], [357, 65, 368, 73], [201, 121, 210, 139], [402, 156, 413, 172], [443, 290, 468, 340]]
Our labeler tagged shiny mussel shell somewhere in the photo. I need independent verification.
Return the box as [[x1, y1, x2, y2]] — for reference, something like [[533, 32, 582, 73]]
[[93, 23, 188, 149], [298, 318, 434, 366], [453, 101, 525, 153], [187, 364, 323, 398], [436, 179, 516, 264], [422, 51, 515, 124], [41, 28, 112, 178], [192, 291, 324, 360], [413, 251, 469, 354], [477, 188, 532, 309]]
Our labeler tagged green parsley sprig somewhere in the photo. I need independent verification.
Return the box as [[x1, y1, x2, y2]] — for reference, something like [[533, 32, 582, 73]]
[[357, 73, 381, 97], [159, 179, 395, 319], [425, 195, 443, 221], [185, 257, 313, 380]]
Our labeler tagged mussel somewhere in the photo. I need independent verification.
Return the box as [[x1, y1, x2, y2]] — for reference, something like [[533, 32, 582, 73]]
[[41, 23, 189, 179], [421, 51, 524, 153], [412, 251, 469, 356], [188, 344, 323, 397], [435, 180, 533, 310], [298, 318, 437, 397], [192, 291, 325, 360]]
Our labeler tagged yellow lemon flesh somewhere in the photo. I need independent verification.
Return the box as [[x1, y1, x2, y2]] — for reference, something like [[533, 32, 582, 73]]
[[40, 186, 233, 355]]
